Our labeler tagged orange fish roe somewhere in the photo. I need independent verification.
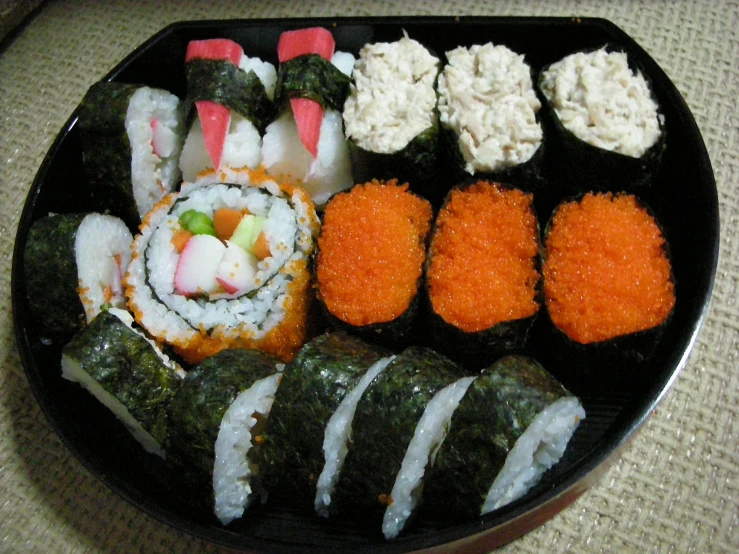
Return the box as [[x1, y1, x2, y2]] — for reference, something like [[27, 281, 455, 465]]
[[543, 192, 675, 344], [317, 179, 433, 326], [427, 181, 540, 333]]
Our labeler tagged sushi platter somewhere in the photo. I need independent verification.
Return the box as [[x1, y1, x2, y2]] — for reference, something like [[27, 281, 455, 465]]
[[11, 16, 718, 554]]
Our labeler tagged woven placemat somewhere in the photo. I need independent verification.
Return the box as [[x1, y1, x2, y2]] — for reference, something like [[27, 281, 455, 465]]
[[1, 0, 736, 552]]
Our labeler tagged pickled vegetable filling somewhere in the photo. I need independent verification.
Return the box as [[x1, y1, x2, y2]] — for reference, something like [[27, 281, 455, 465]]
[[543, 192, 675, 344], [428, 181, 540, 332], [317, 180, 432, 326]]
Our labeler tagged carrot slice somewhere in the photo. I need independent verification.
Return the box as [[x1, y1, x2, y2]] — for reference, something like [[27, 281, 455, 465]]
[[213, 208, 244, 241], [171, 229, 193, 252], [252, 231, 272, 260], [186, 38, 243, 65]]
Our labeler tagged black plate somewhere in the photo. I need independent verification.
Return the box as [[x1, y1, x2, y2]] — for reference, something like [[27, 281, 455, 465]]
[[11, 16, 719, 554]]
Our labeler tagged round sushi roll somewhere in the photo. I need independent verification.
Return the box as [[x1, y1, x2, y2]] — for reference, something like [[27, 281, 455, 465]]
[[315, 179, 433, 347], [23, 212, 132, 337], [422, 355, 585, 521], [538, 46, 665, 193], [179, 38, 277, 183], [61, 308, 185, 458], [124, 166, 319, 365], [165, 349, 282, 524], [426, 181, 541, 366], [541, 192, 675, 386], [343, 33, 442, 201], [437, 43, 544, 191], [78, 81, 185, 230]]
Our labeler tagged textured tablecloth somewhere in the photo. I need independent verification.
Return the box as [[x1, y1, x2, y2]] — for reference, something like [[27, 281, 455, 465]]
[[1, 1, 736, 552]]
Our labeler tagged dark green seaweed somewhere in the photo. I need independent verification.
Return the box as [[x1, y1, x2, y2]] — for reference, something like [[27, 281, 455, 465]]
[[258, 332, 390, 510], [185, 59, 275, 134], [422, 355, 574, 520], [332, 346, 461, 519], [62, 310, 184, 447], [24, 213, 87, 337], [274, 54, 351, 112]]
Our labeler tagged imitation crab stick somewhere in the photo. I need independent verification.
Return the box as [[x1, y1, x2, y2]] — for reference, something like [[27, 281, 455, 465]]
[[277, 27, 335, 157]]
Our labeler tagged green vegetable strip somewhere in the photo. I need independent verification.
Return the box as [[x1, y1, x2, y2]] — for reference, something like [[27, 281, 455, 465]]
[[179, 209, 215, 235], [274, 54, 351, 111]]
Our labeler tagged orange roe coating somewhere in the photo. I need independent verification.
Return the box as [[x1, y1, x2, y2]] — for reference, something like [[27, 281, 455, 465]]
[[317, 180, 433, 326], [427, 181, 540, 332], [543, 192, 675, 344]]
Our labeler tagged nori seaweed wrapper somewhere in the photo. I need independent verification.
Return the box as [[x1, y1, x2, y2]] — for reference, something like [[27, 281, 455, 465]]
[[258, 332, 390, 510], [165, 349, 280, 503], [422, 355, 573, 521], [274, 54, 351, 112], [62, 310, 184, 448], [185, 59, 275, 134], [23, 213, 87, 337], [332, 346, 462, 520]]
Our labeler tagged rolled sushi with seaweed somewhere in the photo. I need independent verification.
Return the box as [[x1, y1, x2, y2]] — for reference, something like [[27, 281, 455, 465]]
[[315, 179, 433, 347], [343, 33, 441, 201], [538, 46, 665, 192], [332, 346, 474, 539], [258, 332, 394, 512], [23, 212, 132, 337], [262, 27, 354, 205], [61, 308, 185, 458], [180, 38, 277, 183], [423, 355, 584, 520], [78, 81, 185, 230], [426, 181, 541, 366], [438, 43, 544, 191], [165, 349, 282, 524], [124, 166, 319, 365]]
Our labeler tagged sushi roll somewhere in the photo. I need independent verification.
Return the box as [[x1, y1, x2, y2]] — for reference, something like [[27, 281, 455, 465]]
[[423, 355, 585, 520], [262, 27, 355, 205], [78, 81, 185, 230], [124, 166, 319, 365], [437, 43, 544, 191], [61, 308, 185, 458], [23, 212, 132, 337], [426, 181, 541, 366], [258, 332, 394, 512], [331, 346, 473, 539], [180, 38, 277, 183], [315, 179, 433, 347], [343, 33, 442, 201], [538, 46, 665, 192], [165, 349, 282, 524]]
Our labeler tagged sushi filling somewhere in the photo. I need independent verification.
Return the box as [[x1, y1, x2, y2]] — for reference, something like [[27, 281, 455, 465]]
[[213, 372, 282, 525], [383, 376, 476, 539], [314, 355, 396, 517], [481, 396, 585, 513], [438, 43, 542, 174]]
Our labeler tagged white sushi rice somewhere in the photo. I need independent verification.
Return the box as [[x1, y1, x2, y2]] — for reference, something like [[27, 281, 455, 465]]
[[75, 213, 133, 323], [314, 355, 396, 517], [539, 48, 662, 158], [343, 34, 439, 154], [213, 372, 282, 525], [438, 43, 543, 174], [126, 86, 184, 217], [383, 376, 476, 539], [481, 396, 585, 514]]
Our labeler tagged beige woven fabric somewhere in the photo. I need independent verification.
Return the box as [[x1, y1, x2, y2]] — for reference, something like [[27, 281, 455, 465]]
[[1, 0, 736, 552]]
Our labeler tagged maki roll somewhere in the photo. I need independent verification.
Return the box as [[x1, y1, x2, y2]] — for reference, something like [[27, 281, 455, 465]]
[[124, 167, 319, 364], [258, 332, 394, 512], [423, 355, 585, 520], [437, 43, 544, 190], [315, 179, 433, 347], [262, 27, 355, 205], [343, 33, 441, 200], [426, 181, 541, 366], [78, 81, 185, 230], [23, 212, 132, 337], [61, 309, 185, 458], [165, 349, 282, 524], [538, 47, 665, 192], [180, 38, 277, 183]]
